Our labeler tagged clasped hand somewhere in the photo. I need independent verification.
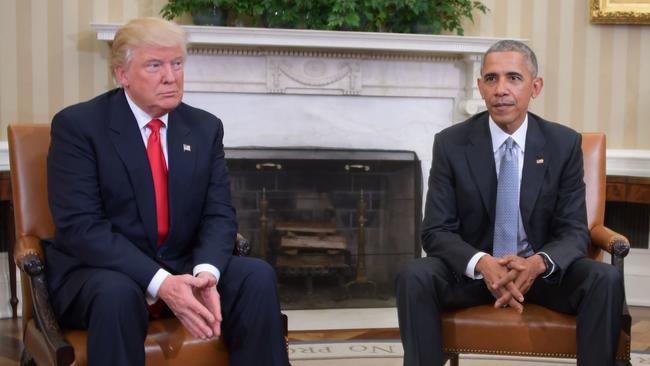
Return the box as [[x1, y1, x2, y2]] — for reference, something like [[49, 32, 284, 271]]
[[158, 272, 222, 339], [476, 254, 546, 313]]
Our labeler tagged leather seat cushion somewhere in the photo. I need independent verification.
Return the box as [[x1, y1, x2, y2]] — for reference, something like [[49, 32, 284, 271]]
[[441, 304, 629, 360], [63, 318, 229, 366]]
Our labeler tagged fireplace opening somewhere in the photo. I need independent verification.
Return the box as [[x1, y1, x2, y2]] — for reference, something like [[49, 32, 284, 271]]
[[226, 147, 422, 310]]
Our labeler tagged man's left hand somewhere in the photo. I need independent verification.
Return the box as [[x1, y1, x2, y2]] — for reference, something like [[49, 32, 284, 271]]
[[194, 272, 222, 337], [493, 255, 546, 298]]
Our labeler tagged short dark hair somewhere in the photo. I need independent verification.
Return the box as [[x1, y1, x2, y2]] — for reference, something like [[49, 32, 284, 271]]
[[481, 40, 538, 78]]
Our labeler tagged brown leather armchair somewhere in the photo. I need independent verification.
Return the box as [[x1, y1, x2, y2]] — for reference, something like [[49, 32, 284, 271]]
[[8, 123, 283, 365], [441, 133, 631, 365]]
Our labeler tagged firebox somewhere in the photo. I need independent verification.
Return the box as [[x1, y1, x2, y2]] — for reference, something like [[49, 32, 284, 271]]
[[226, 147, 422, 310]]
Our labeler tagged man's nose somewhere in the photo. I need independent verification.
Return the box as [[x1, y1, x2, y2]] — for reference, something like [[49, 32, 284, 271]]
[[495, 78, 508, 95], [161, 63, 176, 83]]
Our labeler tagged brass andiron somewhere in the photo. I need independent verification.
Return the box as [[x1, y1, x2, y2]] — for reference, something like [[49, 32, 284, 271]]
[[259, 187, 268, 261], [344, 188, 377, 297], [256, 162, 281, 261]]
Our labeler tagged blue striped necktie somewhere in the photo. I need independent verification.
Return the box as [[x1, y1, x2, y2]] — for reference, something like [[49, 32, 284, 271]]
[[493, 137, 519, 257]]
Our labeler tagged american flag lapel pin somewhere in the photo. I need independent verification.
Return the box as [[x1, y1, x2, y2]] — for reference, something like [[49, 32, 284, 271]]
[[183, 144, 191, 152]]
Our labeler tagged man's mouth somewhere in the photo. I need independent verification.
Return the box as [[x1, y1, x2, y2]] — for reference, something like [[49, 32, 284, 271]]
[[492, 102, 515, 109]]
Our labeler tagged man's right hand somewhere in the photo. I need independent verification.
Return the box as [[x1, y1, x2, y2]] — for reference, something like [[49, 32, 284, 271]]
[[476, 255, 525, 313], [158, 274, 217, 339]]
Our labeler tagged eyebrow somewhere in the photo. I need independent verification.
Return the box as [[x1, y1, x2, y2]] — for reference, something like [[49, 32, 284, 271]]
[[482, 71, 523, 79], [144, 57, 184, 63]]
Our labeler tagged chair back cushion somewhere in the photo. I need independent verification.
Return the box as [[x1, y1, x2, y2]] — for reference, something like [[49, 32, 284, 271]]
[[8, 124, 55, 243], [581, 133, 606, 231]]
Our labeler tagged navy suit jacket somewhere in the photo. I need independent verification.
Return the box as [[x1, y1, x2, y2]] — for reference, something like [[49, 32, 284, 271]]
[[45, 88, 237, 314], [421, 111, 589, 284]]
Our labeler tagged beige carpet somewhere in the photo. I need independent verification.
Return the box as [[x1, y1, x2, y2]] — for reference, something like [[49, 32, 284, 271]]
[[289, 341, 649, 365]]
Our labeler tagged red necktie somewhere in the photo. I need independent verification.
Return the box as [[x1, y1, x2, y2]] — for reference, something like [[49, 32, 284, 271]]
[[146, 119, 169, 246]]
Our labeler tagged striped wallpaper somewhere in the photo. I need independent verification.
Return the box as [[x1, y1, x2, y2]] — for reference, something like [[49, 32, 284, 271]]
[[0, 0, 648, 148]]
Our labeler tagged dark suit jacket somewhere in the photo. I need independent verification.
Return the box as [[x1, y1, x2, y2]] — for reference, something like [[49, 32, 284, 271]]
[[45, 88, 237, 314], [421, 111, 589, 284]]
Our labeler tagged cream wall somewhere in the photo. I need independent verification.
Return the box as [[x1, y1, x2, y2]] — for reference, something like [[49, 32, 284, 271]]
[[0, 0, 648, 148]]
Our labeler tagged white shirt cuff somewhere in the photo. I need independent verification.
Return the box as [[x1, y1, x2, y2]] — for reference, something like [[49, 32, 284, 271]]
[[537, 252, 556, 278], [465, 252, 488, 279], [146, 268, 171, 305], [193, 263, 221, 283]]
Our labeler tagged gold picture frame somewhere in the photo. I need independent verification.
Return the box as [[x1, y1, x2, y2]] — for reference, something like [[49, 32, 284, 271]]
[[590, 0, 650, 24]]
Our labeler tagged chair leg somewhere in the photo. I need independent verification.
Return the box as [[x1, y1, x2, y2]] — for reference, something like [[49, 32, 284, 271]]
[[20, 349, 36, 366], [448, 353, 460, 366]]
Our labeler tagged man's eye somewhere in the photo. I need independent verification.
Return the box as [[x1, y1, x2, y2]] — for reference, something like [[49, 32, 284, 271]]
[[484, 76, 496, 82], [171, 60, 184, 70], [145, 62, 161, 72]]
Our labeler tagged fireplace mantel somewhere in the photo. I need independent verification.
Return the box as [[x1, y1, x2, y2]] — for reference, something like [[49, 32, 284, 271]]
[[93, 23, 499, 55]]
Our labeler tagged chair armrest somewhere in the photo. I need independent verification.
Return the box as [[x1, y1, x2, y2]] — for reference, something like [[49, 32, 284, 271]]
[[590, 224, 630, 258], [14, 234, 44, 269], [17, 236, 75, 365], [234, 233, 251, 256]]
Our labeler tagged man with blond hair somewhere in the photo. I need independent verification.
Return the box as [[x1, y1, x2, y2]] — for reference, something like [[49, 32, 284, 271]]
[[46, 17, 288, 365]]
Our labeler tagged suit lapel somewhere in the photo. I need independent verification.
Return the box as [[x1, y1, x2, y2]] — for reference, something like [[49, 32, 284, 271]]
[[108, 90, 158, 246], [465, 115, 497, 222], [520, 114, 548, 228], [166, 108, 195, 243]]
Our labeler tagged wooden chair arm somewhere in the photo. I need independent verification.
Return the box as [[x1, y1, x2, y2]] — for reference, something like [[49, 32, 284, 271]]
[[590, 224, 630, 258], [14, 235, 45, 269], [20, 252, 75, 365], [234, 233, 251, 256]]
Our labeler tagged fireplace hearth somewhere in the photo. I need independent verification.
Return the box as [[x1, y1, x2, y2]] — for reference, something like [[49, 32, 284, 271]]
[[226, 147, 422, 310]]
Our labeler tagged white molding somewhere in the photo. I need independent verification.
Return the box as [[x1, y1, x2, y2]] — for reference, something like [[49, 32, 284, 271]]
[[0, 141, 8, 172], [92, 23, 502, 55], [606, 149, 650, 177]]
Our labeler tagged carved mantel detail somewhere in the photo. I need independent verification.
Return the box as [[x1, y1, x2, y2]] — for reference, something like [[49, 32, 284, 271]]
[[267, 57, 361, 95]]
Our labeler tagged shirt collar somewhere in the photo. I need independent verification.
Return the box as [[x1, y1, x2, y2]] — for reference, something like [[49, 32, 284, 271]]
[[489, 114, 528, 153], [123, 89, 169, 130]]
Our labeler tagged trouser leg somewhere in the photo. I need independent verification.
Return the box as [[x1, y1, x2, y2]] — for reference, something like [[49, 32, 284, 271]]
[[58, 269, 149, 366], [395, 257, 492, 366], [219, 256, 289, 366], [527, 257, 624, 366]]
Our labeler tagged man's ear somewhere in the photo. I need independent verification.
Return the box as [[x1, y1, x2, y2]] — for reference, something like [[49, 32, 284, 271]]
[[531, 77, 544, 99], [113, 65, 128, 88]]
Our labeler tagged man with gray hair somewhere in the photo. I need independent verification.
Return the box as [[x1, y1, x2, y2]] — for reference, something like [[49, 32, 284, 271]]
[[395, 40, 623, 365], [46, 17, 288, 365]]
